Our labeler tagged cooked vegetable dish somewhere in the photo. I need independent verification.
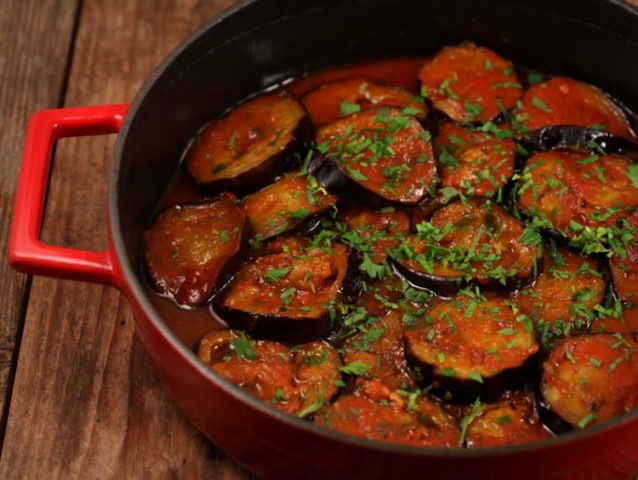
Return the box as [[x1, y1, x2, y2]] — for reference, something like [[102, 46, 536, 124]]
[[144, 43, 638, 449]]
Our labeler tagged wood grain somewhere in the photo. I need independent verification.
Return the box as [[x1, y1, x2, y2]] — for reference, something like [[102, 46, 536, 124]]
[[0, 0, 80, 444], [0, 0, 254, 478]]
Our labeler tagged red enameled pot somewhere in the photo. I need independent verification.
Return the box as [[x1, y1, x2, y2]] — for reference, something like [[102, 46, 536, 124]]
[[9, 0, 638, 478]]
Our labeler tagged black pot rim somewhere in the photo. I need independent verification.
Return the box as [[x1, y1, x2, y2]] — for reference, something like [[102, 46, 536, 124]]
[[109, 0, 638, 461]]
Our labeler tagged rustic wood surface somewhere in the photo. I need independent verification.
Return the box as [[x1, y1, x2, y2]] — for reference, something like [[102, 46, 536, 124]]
[[1, 1, 638, 479]]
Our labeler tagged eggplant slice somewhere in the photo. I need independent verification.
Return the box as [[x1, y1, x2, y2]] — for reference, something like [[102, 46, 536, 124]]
[[541, 333, 638, 429], [213, 235, 360, 343], [341, 310, 415, 390], [312, 107, 437, 205], [404, 294, 539, 399], [301, 77, 427, 126], [517, 150, 638, 237], [313, 379, 460, 447], [433, 122, 516, 198], [516, 76, 635, 139], [185, 91, 311, 194], [144, 193, 247, 307], [464, 391, 552, 448], [418, 43, 523, 123], [516, 248, 605, 334], [198, 330, 342, 417], [240, 170, 337, 241], [392, 197, 540, 295]]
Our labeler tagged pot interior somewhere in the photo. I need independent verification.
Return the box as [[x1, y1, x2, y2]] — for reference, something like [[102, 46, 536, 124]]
[[110, 0, 638, 450]]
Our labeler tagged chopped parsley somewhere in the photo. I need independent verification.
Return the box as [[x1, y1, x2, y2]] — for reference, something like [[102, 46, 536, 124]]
[[577, 413, 598, 428], [468, 371, 484, 384], [627, 164, 638, 189], [303, 349, 328, 366], [230, 337, 258, 361], [228, 130, 238, 153], [339, 361, 372, 376], [459, 398, 484, 446], [263, 267, 291, 284], [212, 163, 228, 174], [297, 393, 325, 418], [340, 100, 361, 116], [531, 96, 552, 113], [271, 388, 287, 404], [527, 72, 543, 85], [495, 414, 512, 425], [359, 255, 387, 279]]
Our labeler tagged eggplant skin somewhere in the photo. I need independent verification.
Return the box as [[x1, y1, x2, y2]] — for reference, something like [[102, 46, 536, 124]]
[[185, 92, 314, 196], [309, 153, 389, 207], [406, 345, 540, 404], [391, 256, 539, 297], [342, 249, 363, 303], [519, 125, 638, 156], [391, 258, 467, 297], [211, 304, 334, 344]]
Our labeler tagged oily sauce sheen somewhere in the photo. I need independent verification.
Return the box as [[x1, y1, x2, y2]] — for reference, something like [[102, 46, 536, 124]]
[[143, 45, 638, 449]]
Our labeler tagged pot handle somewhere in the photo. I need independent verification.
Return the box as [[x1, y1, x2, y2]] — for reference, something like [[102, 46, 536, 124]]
[[9, 104, 129, 286]]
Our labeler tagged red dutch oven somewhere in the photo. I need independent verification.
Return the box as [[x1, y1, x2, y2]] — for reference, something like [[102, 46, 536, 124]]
[[9, 0, 638, 478]]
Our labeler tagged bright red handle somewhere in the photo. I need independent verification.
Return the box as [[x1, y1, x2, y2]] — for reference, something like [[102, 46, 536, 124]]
[[9, 104, 129, 286]]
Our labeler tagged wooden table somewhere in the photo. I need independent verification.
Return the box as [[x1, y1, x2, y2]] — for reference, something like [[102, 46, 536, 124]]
[[0, 0, 255, 478], [2, 1, 638, 479]]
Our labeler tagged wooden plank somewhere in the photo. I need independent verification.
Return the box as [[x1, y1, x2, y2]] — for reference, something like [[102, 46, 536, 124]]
[[0, 0, 255, 478], [0, 0, 80, 444]]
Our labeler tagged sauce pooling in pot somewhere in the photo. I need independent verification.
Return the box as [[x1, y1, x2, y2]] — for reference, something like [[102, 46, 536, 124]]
[[143, 46, 638, 448]]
